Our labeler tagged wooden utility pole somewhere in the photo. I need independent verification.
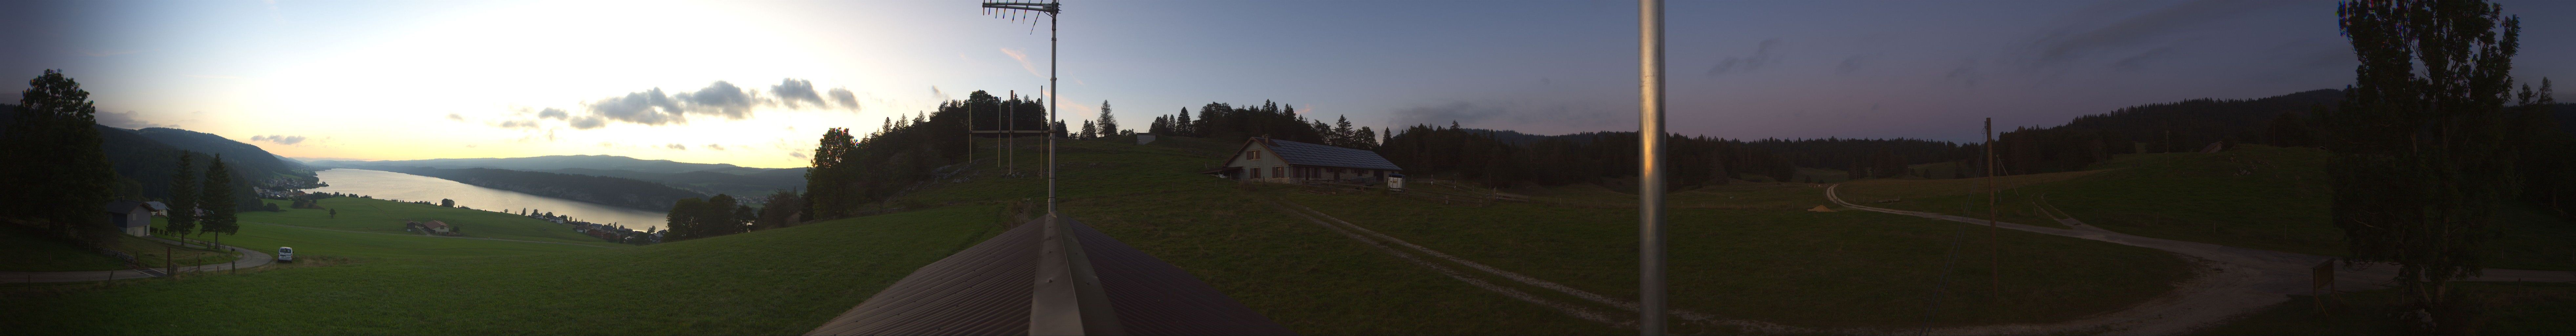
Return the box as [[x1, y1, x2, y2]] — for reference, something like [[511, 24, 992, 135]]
[[1985, 118, 1999, 296], [165, 245, 175, 280]]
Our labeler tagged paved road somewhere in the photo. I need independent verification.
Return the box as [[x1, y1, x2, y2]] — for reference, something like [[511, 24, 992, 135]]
[[1823, 184, 2576, 335], [0, 237, 273, 283]]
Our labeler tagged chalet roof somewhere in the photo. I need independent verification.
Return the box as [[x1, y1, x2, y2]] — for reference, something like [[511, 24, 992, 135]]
[[142, 201, 169, 211], [423, 220, 448, 229], [807, 217, 1290, 336], [1255, 138, 1401, 171], [102, 200, 149, 214]]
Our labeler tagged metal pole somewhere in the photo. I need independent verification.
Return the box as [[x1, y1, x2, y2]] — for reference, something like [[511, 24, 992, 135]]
[[1047, 9, 1058, 220], [1985, 118, 1999, 296], [1010, 90, 1017, 175], [1637, 0, 1667, 334]]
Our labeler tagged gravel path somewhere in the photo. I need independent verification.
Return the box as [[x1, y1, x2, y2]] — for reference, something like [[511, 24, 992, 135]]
[[1823, 184, 2576, 334]]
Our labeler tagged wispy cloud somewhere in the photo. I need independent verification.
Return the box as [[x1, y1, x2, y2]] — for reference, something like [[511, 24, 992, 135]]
[[250, 135, 307, 145], [1706, 38, 1785, 77], [665, 143, 688, 150], [446, 113, 465, 121], [1000, 48, 1043, 78], [705, 144, 726, 151]]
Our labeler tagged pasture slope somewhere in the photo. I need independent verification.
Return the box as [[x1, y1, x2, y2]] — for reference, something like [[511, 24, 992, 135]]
[[1, 205, 1012, 334]]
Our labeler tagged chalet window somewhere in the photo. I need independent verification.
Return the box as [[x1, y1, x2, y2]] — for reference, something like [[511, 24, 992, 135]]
[[1248, 150, 1260, 160], [1273, 167, 1283, 178], [1251, 169, 1261, 179]]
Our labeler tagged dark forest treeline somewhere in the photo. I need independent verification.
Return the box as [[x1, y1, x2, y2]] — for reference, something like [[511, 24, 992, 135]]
[[1986, 89, 2345, 174], [365, 166, 707, 211]]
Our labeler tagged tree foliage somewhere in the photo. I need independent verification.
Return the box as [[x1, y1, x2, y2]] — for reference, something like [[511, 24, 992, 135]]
[[2328, 0, 2528, 328], [199, 154, 238, 239], [166, 152, 198, 238], [0, 70, 121, 245]]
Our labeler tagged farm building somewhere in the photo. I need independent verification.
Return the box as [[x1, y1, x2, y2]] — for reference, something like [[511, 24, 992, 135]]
[[407, 220, 452, 234], [141, 201, 170, 216], [102, 200, 153, 237], [1197, 137, 1401, 184]]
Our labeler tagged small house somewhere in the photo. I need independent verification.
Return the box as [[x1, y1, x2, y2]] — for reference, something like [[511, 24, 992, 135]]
[[419, 220, 451, 233], [1198, 137, 1402, 184], [141, 201, 170, 217], [102, 200, 153, 237]]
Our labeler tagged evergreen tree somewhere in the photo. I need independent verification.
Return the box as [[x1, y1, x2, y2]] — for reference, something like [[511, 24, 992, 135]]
[[1095, 100, 1116, 137], [166, 152, 198, 238], [2, 70, 120, 244], [2329, 0, 2526, 329], [1332, 115, 1356, 147], [200, 155, 237, 243], [1080, 120, 1097, 139], [1175, 108, 1194, 136]]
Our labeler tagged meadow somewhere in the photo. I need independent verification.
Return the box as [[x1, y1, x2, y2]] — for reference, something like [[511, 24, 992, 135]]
[[1, 205, 1010, 334], [1836, 145, 2576, 271]]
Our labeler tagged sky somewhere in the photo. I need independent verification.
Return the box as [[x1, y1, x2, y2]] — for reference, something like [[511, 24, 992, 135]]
[[4, 0, 2571, 169]]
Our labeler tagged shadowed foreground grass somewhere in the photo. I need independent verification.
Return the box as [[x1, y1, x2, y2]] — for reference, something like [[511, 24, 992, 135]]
[[0, 205, 1008, 335]]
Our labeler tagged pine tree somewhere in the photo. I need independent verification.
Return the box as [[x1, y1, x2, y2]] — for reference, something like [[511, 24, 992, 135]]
[[166, 152, 198, 238], [1175, 108, 1194, 136], [1080, 120, 1097, 139], [200, 155, 237, 244], [1095, 100, 1116, 137], [1333, 115, 1356, 148]]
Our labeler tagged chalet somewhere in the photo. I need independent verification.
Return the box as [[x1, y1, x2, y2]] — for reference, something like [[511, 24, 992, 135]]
[[102, 200, 153, 237], [141, 201, 170, 217], [1198, 137, 1402, 184]]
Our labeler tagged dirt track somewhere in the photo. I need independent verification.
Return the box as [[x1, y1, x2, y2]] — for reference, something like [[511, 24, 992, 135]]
[[1823, 184, 2576, 334]]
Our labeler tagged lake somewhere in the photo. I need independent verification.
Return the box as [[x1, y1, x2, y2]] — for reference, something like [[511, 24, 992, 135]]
[[306, 168, 670, 228]]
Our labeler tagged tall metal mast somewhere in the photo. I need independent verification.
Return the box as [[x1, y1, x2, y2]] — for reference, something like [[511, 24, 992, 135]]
[[1637, 0, 1667, 335]]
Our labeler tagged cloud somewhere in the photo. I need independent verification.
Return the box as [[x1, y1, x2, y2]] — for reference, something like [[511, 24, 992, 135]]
[[666, 143, 687, 150], [675, 81, 756, 119], [586, 87, 685, 125], [788, 151, 808, 159], [1945, 59, 1983, 87], [535, 108, 569, 120], [771, 78, 826, 109], [2023, 1, 2297, 68], [705, 144, 726, 151], [494, 120, 540, 129], [94, 110, 172, 129], [1000, 48, 1043, 78], [567, 116, 606, 130], [828, 88, 859, 111], [1837, 54, 1875, 75], [1706, 38, 1784, 77], [446, 113, 465, 121], [250, 135, 306, 145]]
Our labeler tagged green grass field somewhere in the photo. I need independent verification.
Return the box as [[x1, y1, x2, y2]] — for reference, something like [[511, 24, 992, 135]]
[[1277, 181, 2187, 328], [2, 205, 1011, 334], [903, 137, 2189, 332], [1835, 145, 2576, 270]]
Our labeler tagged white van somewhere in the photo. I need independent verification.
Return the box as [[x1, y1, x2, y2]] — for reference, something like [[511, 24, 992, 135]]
[[276, 247, 294, 263]]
